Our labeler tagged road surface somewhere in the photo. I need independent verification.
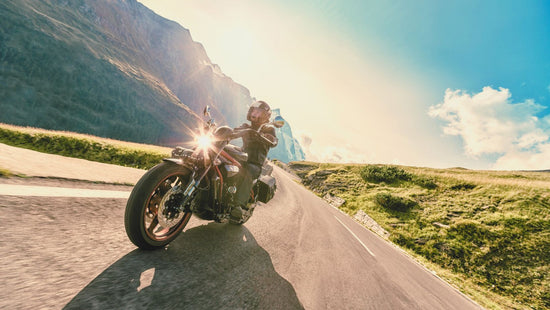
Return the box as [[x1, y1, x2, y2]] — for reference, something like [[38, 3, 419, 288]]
[[0, 144, 481, 309]]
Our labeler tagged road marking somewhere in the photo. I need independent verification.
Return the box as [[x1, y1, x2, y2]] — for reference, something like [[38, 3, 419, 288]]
[[0, 184, 130, 198], [334, 216, 376, 257]]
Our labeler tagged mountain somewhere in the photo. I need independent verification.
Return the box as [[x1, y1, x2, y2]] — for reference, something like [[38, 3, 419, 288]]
[[1, 0, 199, 145], [0, 0, 304, 161], [270, 109, 306, 163]]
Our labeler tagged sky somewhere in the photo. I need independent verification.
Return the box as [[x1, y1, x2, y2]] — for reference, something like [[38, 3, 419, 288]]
[[138, 0, 550, 170]]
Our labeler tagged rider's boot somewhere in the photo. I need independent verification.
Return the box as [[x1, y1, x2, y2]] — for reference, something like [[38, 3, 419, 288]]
[[230, 204, 249, 219]]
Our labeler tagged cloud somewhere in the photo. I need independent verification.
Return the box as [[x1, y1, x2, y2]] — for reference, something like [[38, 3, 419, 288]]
[[493, 144, 550, 170], [301, 140, 373, 164], [298, 133, 312, 148], [429, 86, 550, 170]]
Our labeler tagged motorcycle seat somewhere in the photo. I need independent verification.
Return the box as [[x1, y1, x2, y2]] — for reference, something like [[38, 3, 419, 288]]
[[223, 144, 248, 162]]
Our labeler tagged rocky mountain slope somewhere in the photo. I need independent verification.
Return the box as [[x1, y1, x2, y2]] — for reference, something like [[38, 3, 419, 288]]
[[270, 109, 305, 162], [0, 0, 303, 160]]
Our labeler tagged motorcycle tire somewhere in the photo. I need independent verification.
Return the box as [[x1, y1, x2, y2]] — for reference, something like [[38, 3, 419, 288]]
[[124, 161, 192, 250]]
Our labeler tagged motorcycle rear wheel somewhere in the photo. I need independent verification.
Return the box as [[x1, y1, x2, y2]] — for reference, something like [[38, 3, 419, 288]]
[[124, 161, 192, 250]]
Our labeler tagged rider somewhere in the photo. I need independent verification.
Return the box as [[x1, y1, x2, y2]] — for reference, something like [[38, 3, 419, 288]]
[[231, 100, 278, 219]]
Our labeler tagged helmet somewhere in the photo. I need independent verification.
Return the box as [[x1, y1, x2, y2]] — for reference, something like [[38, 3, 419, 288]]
[[247, 100, 271, 124]]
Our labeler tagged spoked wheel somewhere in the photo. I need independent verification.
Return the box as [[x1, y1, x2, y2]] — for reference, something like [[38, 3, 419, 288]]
[[125, 162, 193, 250]]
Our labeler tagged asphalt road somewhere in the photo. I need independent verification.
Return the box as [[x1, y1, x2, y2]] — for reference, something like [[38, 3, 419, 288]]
[[0, 167, 481, 309]]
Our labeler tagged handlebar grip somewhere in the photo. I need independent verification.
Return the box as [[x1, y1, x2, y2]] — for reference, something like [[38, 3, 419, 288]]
[[231, 128, 277, 147]]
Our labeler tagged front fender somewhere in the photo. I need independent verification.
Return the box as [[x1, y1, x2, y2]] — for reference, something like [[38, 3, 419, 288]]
[[165, 146, 196, 167], [161, 158, 195, 174], [162, 158, 185, 165]]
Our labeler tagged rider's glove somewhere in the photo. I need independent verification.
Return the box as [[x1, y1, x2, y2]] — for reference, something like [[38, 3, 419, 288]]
[[235, 123, 251, 130]]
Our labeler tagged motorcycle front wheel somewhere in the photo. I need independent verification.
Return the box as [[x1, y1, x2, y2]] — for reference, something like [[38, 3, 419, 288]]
[[124, 161, 193, 250]]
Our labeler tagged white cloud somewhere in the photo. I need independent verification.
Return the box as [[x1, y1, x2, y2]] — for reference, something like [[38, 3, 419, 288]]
[[298, 133, 312, 148], [429, 86, 550, 170], [493, 143, 550, 170], [303, 141, 373, 164], [516, 130, 548, 149]]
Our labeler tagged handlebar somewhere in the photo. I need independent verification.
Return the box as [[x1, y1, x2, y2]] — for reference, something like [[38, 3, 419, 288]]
[[231, 127, 277, 148], [200, 105, 280, 148]]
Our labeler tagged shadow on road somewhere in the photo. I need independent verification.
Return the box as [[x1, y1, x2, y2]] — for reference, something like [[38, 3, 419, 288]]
[[64, 223, 303, 309]]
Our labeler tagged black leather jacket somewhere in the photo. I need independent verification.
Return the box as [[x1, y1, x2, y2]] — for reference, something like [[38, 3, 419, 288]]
[[235, 123, 278, 167]]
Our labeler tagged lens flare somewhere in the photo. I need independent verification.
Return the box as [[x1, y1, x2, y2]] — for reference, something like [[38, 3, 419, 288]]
[[195, 133, 213, 166], [197, 135, 212, 150]]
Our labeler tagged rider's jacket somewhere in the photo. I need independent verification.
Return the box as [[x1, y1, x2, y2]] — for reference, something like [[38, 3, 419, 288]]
[[235, 123, 278, 167]]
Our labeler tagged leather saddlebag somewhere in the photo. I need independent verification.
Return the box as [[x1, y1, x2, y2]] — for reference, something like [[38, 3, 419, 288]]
[[255, 175, 276, 203]]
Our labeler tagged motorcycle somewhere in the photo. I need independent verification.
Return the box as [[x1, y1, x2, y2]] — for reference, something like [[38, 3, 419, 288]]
[[124, 106, 284, 250]]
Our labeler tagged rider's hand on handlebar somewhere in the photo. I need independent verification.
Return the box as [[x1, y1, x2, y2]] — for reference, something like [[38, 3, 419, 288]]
[[231, 124, 277, 147], [234, 123, 251, 130]]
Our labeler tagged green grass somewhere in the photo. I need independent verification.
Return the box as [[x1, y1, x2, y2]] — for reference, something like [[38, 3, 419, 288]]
[[290, 162, 550, 310], [0, 123, 170, 169], [0, 167, 12, 177]]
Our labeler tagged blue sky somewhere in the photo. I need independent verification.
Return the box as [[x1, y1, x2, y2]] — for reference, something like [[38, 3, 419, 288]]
[[296, 0, 550, 105], [340, 1, 550, 102], [139, 0, 550, 170]]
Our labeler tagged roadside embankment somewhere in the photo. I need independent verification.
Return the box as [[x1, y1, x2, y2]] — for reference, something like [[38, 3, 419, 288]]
[[0, 143, 145, 185]]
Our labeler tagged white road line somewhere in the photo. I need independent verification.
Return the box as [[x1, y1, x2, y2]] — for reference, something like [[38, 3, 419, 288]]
[[0, 184, 130, 198], [334, 215, 376, 257]]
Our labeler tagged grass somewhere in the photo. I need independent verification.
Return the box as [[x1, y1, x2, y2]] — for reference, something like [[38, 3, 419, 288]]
[[0, 123, 171, 169], [290, 162, 550, 310], [0, 167, 12, 177]]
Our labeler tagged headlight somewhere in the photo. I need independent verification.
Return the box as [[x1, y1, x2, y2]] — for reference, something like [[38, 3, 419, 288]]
[[197, 134, 212, 150]]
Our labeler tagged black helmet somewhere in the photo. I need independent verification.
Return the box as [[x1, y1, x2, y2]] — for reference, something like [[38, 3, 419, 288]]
[[247, 100, 271, 124]]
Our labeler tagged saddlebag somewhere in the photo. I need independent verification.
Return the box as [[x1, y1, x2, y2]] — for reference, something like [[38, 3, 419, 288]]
[[255, 175, 276, 203]]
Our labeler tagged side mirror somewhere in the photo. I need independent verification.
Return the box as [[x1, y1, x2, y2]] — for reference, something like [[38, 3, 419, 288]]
[[272, 116, 285, 128], [203, 106, 211, 117]]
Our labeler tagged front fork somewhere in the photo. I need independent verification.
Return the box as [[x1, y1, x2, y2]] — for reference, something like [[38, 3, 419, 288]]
[[176, 163, 213, 213], [174, 145, 225, 213], [177, 178, 199, 212]]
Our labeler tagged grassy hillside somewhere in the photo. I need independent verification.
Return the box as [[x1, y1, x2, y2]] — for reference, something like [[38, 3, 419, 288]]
[[0, 123, 170, 169], [289, 162, 550, 310]]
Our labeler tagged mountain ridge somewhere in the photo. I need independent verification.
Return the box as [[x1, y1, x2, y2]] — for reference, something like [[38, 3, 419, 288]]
[[0, 0, 304, 161]]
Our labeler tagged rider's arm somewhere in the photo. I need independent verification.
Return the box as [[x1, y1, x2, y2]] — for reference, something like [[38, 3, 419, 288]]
[[260, 126, 278, 148], [231, 124, 277, 147], [234, 123, 251, 130], [230, 123, 250, 140]]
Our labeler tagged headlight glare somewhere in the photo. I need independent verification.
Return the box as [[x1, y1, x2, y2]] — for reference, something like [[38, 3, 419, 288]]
[[197, 134, 212, 150]]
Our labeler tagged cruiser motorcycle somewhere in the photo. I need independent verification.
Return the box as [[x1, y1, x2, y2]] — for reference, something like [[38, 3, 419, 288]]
[[124, 107, 283, 250]]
